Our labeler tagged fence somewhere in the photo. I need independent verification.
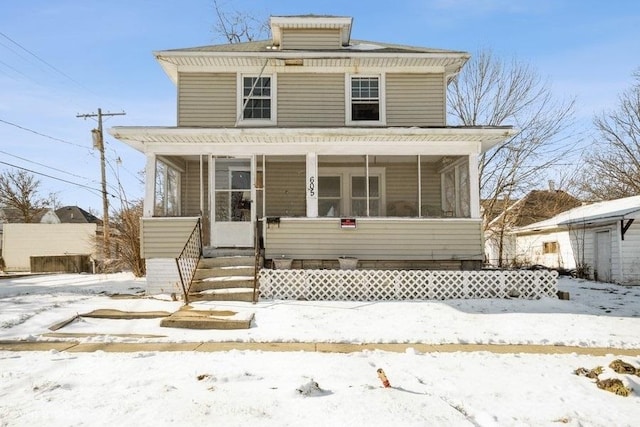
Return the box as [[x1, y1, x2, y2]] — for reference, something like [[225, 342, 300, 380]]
[[259, 269, 558, 301]]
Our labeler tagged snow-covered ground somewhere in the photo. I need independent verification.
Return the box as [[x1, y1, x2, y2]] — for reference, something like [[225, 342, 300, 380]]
[[1, 272, 639, 426]]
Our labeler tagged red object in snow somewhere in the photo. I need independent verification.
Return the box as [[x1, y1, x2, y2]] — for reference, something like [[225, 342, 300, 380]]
[[377, 368, 391, 388]]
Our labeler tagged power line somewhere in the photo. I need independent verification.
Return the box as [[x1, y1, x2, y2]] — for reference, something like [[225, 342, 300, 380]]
[[0, 160, 110, 198], [0, 149, 94, 182], [0, 31, 96, 96], [0, 118, 90, 150]]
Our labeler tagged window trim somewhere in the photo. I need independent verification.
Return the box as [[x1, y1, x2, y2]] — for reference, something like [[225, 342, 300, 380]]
[[345, 74, 386, 126], [237, 73, 277, 126], [318, 166, 386, 216], [542, 241, 559, 254]]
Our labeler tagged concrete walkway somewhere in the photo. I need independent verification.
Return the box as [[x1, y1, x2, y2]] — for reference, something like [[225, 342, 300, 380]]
[[1, 340, 639, 356]]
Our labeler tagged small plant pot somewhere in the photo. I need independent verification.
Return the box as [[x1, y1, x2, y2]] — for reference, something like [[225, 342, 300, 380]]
[[273, 257, 293, 269], [338, 256, 358, 270]]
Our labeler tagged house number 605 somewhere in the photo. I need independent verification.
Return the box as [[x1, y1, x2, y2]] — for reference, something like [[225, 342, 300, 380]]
[[308, 176, 316, 197]]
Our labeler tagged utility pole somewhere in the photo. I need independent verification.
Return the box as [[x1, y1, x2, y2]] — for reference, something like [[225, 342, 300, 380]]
[[77, 108, 126, 259]]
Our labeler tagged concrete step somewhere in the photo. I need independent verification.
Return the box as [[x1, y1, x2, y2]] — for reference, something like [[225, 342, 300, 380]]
[[160, 307, 254, 330], [194, 265, 255, 280], [198, 256, 257, 269], [191, 276, 255, 292], [189, 288, 255, 302]]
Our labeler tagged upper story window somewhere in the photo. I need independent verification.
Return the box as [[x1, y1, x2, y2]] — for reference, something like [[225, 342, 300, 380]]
[[346, 74, 385, 125], [238, 75, 276, 125]]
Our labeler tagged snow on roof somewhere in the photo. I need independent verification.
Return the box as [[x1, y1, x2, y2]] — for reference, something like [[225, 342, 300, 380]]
[[514, 195, 640, 232]]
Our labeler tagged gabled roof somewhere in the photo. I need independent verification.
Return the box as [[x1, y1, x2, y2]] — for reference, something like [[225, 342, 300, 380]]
[[488, 190, 581, 229], [0, 207, 53, 223], [54, 206, 102, 224], [515, 195, 640, 232]]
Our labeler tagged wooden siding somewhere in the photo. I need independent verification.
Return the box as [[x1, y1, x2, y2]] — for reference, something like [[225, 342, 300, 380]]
[[140, 217, 200, 258], [386, 73, 445, 126], [265, 218, 483, 260], [265, 159, 306, 216], [278, 73, 345, 127], [178, 73, 236, 127], [281, 29, 342, 50]]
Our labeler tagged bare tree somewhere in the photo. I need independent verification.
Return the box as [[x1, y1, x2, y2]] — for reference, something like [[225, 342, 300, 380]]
[[448, 50, 576, 265], [575, 70, 640, 201], [212, 0, 269, 43], [0, 169, 51, 222], [110, 199, 145, 277]]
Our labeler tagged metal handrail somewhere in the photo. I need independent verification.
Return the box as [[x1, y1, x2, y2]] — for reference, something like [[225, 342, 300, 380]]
[[175, 218, 202, 305]]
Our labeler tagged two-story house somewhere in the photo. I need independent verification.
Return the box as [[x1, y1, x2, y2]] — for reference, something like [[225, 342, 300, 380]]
[[110, 15, 516, 295]]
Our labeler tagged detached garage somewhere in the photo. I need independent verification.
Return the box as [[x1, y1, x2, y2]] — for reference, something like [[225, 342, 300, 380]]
[[513, 196, 640, 285]]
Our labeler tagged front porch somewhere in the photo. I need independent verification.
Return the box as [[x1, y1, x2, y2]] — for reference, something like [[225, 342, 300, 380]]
[[145, 151, 485, 266]]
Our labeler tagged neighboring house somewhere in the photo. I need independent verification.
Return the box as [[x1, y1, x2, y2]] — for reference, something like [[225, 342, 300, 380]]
[[0, 205, 101, 272], [109, 15, 516, 292], [511, 195, 640, 285], [55, 206, 102, 224], [484, 189, 581, 266]]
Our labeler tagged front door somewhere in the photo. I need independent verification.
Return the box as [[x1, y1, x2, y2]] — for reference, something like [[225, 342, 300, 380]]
[[211, 157, 254, 247]]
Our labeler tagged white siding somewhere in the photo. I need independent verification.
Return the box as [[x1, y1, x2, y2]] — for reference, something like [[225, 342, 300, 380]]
[[515, 231, 576, 269], [620, 212, 640, 284], [2, 224, 97, 272]]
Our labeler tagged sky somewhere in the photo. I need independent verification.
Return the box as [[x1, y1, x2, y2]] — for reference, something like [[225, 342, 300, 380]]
[[1, 0, 639, 215], [1, 273, 640, 425]]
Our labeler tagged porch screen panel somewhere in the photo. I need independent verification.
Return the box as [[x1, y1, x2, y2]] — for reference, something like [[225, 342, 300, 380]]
[[352, 176, 379, 216]]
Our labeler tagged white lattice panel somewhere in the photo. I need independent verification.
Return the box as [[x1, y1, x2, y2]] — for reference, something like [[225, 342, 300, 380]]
[[259, 269, 558, 301]]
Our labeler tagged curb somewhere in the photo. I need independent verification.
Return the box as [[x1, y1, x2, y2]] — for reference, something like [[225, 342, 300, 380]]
[[1, 340, 639, 356]]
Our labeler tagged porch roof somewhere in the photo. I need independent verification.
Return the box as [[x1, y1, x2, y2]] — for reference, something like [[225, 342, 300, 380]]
[[108, 126, 516, 155]]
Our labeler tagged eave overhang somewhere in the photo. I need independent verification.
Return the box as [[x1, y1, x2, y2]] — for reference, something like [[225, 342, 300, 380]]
[[109, 126, 516, 155], [153, 51, 470, 84]]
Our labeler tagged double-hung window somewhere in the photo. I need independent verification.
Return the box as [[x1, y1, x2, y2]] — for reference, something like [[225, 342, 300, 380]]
[[347, 75, 385, 125], [239, 75, 275, 125], [318, 167, 385, 217]]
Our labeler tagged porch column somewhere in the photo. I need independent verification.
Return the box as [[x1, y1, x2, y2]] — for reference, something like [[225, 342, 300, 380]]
[[143, 153, 156, 217], [306, 152, 318, 218], [468, 153, 480, 219]]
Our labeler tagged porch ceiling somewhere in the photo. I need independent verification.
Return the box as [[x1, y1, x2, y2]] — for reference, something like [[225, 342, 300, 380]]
[[109, 126, 516, 155]]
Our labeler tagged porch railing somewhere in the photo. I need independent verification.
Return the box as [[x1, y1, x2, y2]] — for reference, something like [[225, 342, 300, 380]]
[[175, 218, 202, 304]]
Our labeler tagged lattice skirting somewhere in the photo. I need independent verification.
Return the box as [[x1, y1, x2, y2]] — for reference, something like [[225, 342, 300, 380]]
[[259, 269, 558, 301]]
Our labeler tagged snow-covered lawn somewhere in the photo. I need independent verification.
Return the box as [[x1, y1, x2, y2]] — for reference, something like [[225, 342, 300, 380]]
[[1, 273, 639, 426]]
